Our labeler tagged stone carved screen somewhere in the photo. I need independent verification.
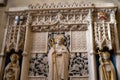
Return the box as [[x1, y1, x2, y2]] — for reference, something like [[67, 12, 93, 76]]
[[28, 2, 93, 80], [2, 2, 119, 80], [29, 31, 89, 80]]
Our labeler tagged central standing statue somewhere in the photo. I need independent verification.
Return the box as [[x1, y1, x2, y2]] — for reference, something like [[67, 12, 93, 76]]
[[48, 34, 69, 80]]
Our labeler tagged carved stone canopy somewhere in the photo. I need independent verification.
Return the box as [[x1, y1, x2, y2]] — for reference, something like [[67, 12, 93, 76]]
[[5, 2, 118, 52]]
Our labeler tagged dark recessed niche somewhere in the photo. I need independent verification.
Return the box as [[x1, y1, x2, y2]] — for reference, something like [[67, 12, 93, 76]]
[[0, 0, 7, 6]]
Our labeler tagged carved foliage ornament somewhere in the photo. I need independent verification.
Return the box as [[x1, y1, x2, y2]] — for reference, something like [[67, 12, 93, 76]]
[[32, 24, 88, 32], [5, 15, 27, 52], [31, 10, 89, 32], [6, 25, 26, 52], [31, 12, 88, 25], [29, 53, 89, 79], [28, 2, 94, 9]]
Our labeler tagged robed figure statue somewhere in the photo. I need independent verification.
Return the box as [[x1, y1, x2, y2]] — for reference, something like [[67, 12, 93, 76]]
[[98, 51, 116, 80], [48, 34, 69, 80], [4, 54, 20, 80]]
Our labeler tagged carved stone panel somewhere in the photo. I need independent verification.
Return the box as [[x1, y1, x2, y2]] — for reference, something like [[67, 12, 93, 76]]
[[70, 31, 87, 52], [29, 53, 48, 77], [69, 53, 89, 77], [31, 24, 88, 32], [29, 31, 89, 80], [94, 22, 115, 49], [6, 25, 26, 51], [28, 53, 89, 80], [70, 77, 89, 80], [28, 76, 46, 80], [31, 32, 48, 53]]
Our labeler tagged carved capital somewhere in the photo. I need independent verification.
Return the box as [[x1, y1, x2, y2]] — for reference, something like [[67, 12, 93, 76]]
[[22, 51, 28, 56], [89, 50, 96, 55]]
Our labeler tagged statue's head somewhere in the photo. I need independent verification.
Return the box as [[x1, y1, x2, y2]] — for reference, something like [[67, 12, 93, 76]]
[[54, 34, 65, 45], [102, 51, 110, 60], [10, 54, 19, 62]]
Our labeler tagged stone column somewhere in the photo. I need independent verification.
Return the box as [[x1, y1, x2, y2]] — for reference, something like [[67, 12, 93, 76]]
[[0, 55, 6, 80], [116, 54, 120, 80], [0, 16, 9, 80], [20, 52, 30, 80], [114, 18, 120, 80], [114, 23, 120, 80], [87, 9, 97, 80], [110, 10, 120, 80], [20, 13, 31, 80]]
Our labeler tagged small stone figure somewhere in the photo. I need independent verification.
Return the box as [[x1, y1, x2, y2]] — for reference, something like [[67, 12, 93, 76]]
[[48, 34, 69, 80], [98, 50, 116, 80], [4, 54, 20, 80]]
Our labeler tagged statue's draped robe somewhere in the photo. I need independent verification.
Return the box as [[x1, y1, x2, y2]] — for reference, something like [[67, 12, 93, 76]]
[[4, 62, 20, 80], [48, 45, 69, 80], [99, 61, 116, 80]]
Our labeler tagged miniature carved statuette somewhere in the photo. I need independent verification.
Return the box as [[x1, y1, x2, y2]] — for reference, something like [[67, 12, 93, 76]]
[[98, 51, 116, 80], [4, 54, 20, 80], [48, 34, 69, 80]]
